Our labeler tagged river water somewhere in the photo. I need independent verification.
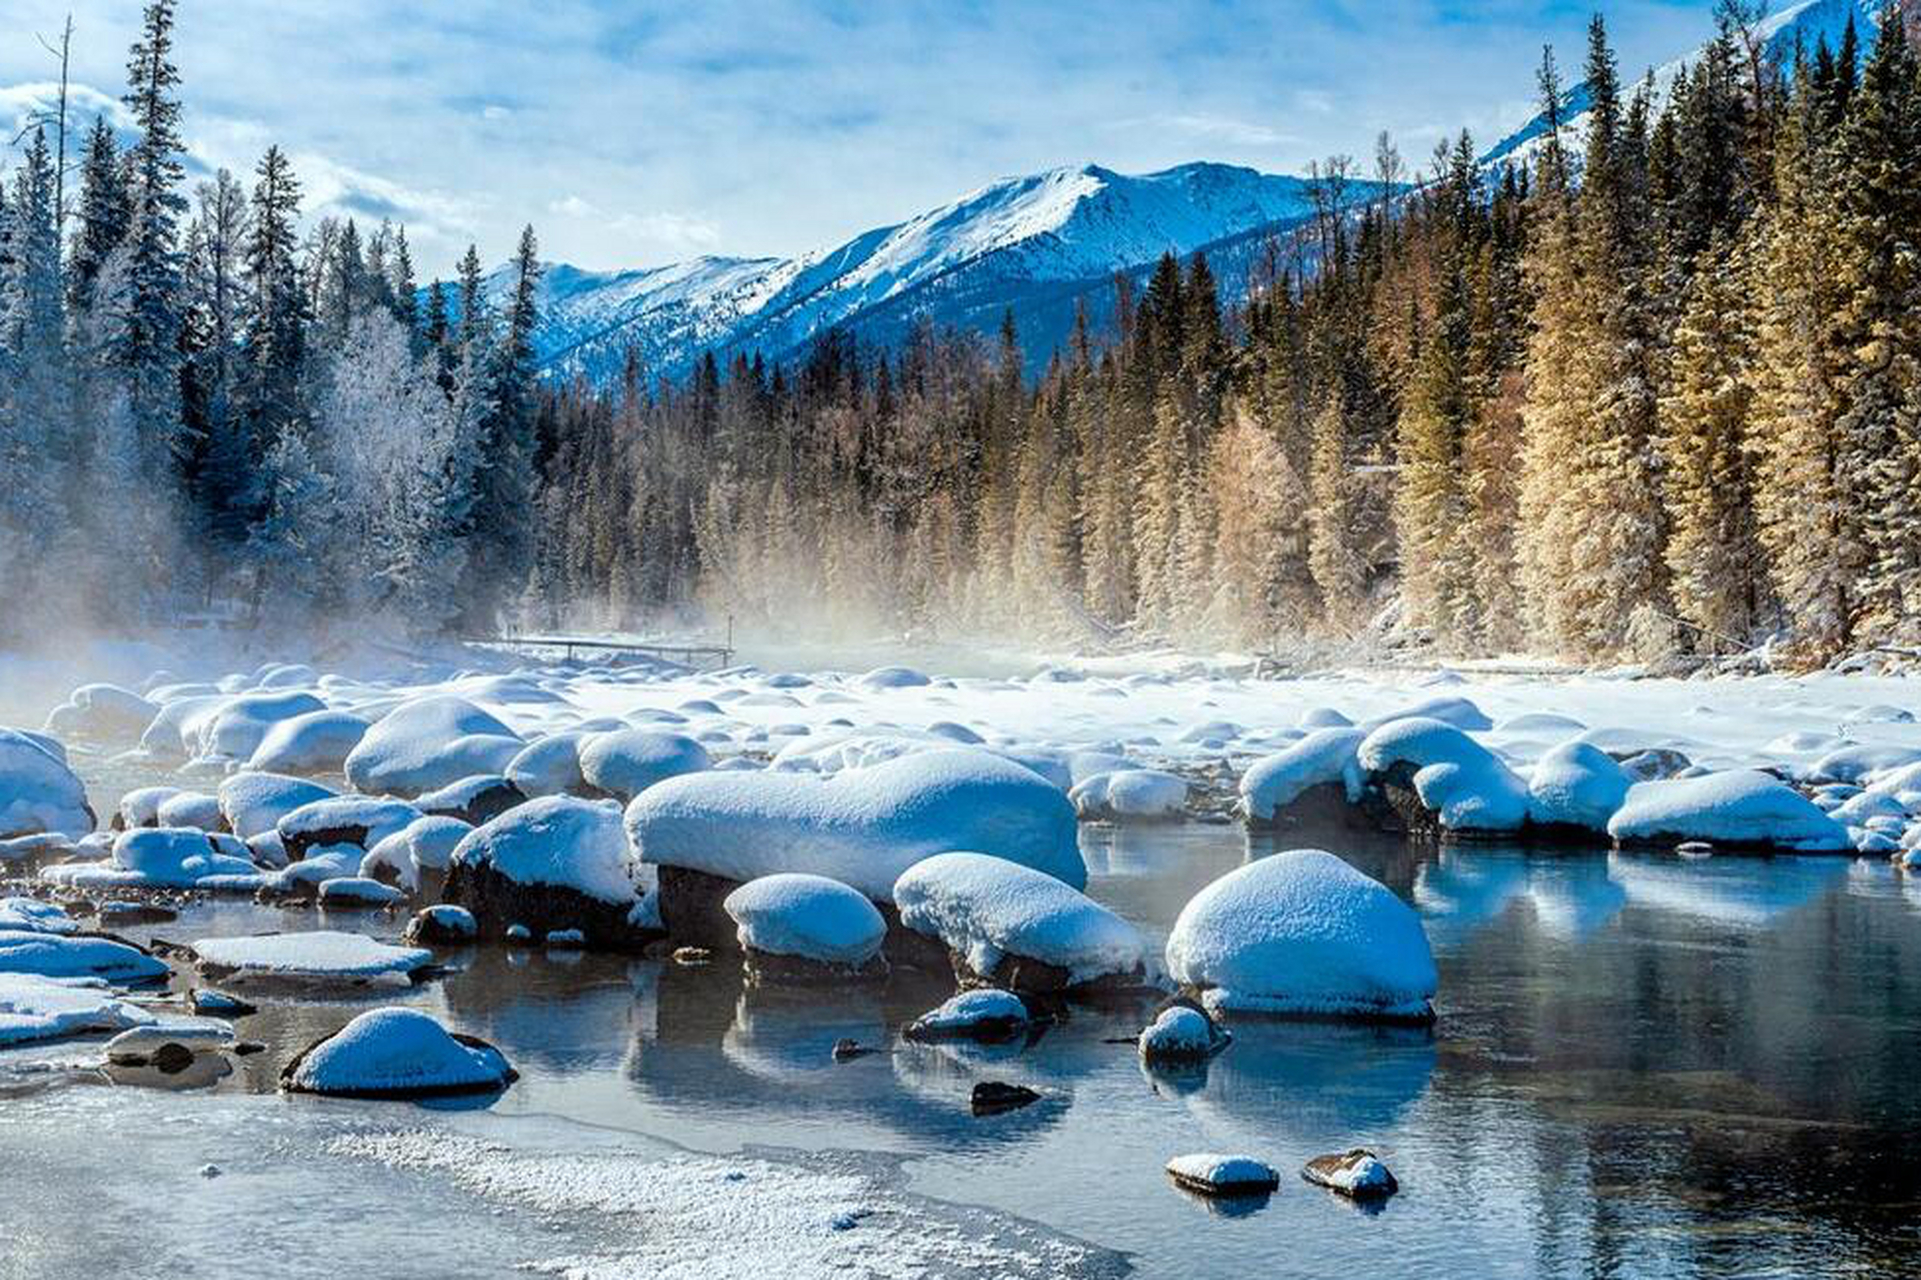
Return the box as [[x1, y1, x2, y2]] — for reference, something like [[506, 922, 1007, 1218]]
[[5, 811, 1920, 1278]]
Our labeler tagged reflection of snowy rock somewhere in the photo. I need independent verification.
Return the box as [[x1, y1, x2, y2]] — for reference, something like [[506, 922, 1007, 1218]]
[[1607, 852, 1849, 927], [894, 852, 1150, 994], [1521, 860, 1627, 940], [444, 796, 657, 951], [282, 1008, 515, 1099], [1608, 771, 1849, 852], [1166, 850, 1437, 1022], [723, 873, 887, 980]]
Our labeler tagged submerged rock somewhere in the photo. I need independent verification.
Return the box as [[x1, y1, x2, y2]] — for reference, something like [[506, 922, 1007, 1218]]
[[280, 1007, 517, 1099], [971, 1081, 1041, 1116], [190, 930, 433, 985], [404, 904, 479, 947]]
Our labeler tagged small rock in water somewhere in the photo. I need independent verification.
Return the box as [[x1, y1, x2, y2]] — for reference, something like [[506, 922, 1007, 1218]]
[[831, 1037, 873, 1063], [544, 928, 586, 949], [189, 988, 257, 1017], [830, 1209, 871, 1231], [151, 1042, 197, 1073], [672, 946, 713, 967], [1165, 1153, 1281, 1198], [233, 1041, 267, 1056], [970, 1081, 1041, 1116], [1675, 840, 1714, 859], [199, 1164, 222, 1179], [1138, 1005, 1229, 1064], [1301, 1149, 1398, 1199], [98, 900, 178, 926], [504, 923, 533, 946], [904, 989, 1032, 1043]]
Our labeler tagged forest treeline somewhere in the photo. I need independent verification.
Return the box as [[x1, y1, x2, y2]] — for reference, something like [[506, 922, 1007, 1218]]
[[2, 3, 1918, 663]]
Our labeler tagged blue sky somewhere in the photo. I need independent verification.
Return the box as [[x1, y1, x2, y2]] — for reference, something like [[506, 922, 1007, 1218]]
[[0, 1, 1718, 276]]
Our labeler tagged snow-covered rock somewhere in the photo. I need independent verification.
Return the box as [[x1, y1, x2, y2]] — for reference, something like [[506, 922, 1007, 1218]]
[[155, 790, 225, 833], [1165, 849, 1437, 1022], [0, 929, 170, 983], [116, 785, 184, 830], [577, 729, 712, 801], [1137, 1004, 1230, 1063], [360, 815, 472, 893], [190, 931, 433, 985], [0, 973, 154, 1046], [277, 796, 423, 861], [443, 796, 655, 950], [44, 683, 158, 743], [246, 709, 371, 775], [1165, 1153, 1280, 1197], [858, 666, 930, 690], [404, 904, 478, 946], [1301, 1149, 1398, 1198], [904, 988, 1032, 1042], [217, 772, 337, 839], [722, 873, 887, 975], [41, 827, 255, 890], [193, 691, 328, 761], [1239, 729, 1368, 827], [1356, 717, 1530, 835], [894, 852, 1150, 992], [104, 1015, 236, 1062], [1607, 771, 1850, 853], [414, 774, 527, 826], [318, 876, 407, 908], [631, 747, 1082, 908], [0, 727, 93, 839], [281, 1008, 516, 1099], [1069, 769, 1187, 822], [505, 732, 589, 798], [0, 897, 77, 934], [344, 696, 523, 798], [1526, 741, 1633, 834]]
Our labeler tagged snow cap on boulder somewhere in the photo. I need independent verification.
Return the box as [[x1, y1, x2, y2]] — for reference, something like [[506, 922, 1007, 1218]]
[[1607, 770, 1850, 852], [723, 873, 887, 966], [0, 727, 93, 840], [1527, 741, 1633, 832], [449, 795, 638, 905], [281, 1007, 515, 1098], [1239, 728, 1368, 823], [1165, 849, 1437, 1022], [1070, 769, 1187, 822], [577, 729, 712, 802], [247, 709, 370, 775], [217, 772, 337, 839], [1357, 717, 1530, 833], [344, 696, 523, 798]]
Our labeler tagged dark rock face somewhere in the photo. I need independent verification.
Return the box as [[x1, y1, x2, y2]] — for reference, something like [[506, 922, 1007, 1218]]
[[402, 906, 477, 947], [415, 776, 527, 827], [440, 859, 661, 953], [942, 946, 1149, 998], [742, 947, 888, 986], [971, 1081, 1041, 1115], [1243, 781, 1385, 834], [282, 824, 376, 863]]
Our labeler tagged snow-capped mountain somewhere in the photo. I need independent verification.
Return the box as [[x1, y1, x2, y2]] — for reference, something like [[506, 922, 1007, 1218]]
[[1481, 0, 1887, 173], [503, 162, 1349, 381]]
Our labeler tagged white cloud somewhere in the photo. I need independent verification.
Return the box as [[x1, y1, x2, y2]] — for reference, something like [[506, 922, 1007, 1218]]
[[605, 211, 722, 251], [1152, 113, 1298, 148]]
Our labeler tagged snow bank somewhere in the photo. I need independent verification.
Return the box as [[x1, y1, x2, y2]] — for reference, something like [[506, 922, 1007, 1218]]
[[1526, 741, 1633, 832], [0, 929, 170, 983], [1069, 769, 1187, 822], [282, 1007, 515, 1098], [344, 696, 523, 798], [0, 728, 93, 840], [577, 729, 712, 801], [155, 791, 224, 832], [1607, 771, 1850, 852], [247, 709, 371, 775], [190, 930, 433, 984], [723, 873, 887, 965], [1357, 717, 1530, 833], [627, 748, 1083, 901], [217, 772, 337, 839], [893, 852, 1148, 988], [193, 691, 328, 761], [0, 973, 154, 1046], [0, 897, 77, 934], [449, 796, 637, 904], [117, 785, 183, 829], [1238, 728, 1367, 823], [1164, 849, 1437, 1021]]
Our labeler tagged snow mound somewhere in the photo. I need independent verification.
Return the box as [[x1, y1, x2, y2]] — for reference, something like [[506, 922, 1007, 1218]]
[[277, 796, 423, 858], [1165, 1153, 1280, 1195], [105, 1015, 236, 1059], [117, 785, 183, 829], [857, 666, 930, 689], [1239, 728, 1367, 822], [1357, 717, 1530, 832], [1366, 695, 1493, 732], [723, 873, 887, 965], [247, 709, 371, 775], [0, 929, 170, 983], [629, 748, 1083, 900], [1806, 744, 1921, 786], [450, 796, 637, 904], [0, 973, 154, 1046], [42, 828, 255, 890], [894, 852, 1148, 988], [155, 791, 224, 832], [577, 729, 712, 801], [217, 772, 337, 839], [282, 1007, 515, 1098], [193, 691, 328, 761], [190, 931, 433, 984], [905, 988, 1032, 1041], [1527, 741, 1633, 831], [1069, 769, 1187, 821], [361, 815, 472, 892], [1138, 1005, 1228, 1061], [318, 876, 407, 907], [344, 696, 523, 798], [0, 897, 77, 933], [1607, 771, 1850, 852], [0, 727, 93, 840], [1164, 849, 1437, 1021], [45, 684, 157, 743], [1302, 1149, 1398, 1198], [506, 732, 588, 797]]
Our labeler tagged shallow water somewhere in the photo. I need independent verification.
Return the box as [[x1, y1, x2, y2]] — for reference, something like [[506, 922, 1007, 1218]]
[[7, 818, 1921, 1278]]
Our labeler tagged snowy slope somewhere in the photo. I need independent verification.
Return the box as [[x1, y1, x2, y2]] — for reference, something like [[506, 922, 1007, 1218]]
[[497, 162, 1345, 381], [1481, 0, 1887, 174]]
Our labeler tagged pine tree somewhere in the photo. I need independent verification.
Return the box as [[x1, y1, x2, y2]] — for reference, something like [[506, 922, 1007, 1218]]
[[67, 116, 131, 316], [119, 0, 190, 474]]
